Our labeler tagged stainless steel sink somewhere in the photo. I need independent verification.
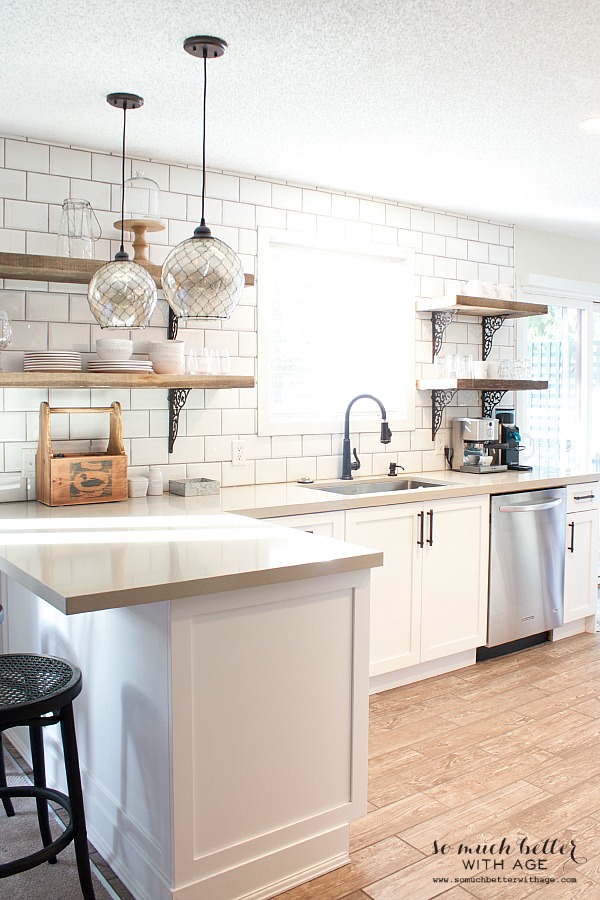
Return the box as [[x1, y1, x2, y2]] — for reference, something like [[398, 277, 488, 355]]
[[307, 478, 448, 495]]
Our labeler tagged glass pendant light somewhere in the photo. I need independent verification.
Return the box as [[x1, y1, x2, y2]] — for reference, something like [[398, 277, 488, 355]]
[[161, 37, 244, 319], [88, 93, 158, 329]]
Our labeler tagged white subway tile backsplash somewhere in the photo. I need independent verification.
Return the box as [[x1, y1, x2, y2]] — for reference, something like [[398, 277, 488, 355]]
[[467, 241, 489, 263], [27, 291, 69, 321], [331, 194, 360, 220], [222, 201, 256, 229], [0, 135, 517, 490], [0, 169, 26, 199], [240, 178, 272, 206], [385, 205, 411, 228], [422, 233, 445, 256], [286, 211, 317, 233], [359, 198, 385, 225], [255, 457, 286, 484], [50, 147, 91, 179], [5, 200, 47, 232], [205, 171, 239, 202], [457, 218, 479, 240], [0, 412, 27, 441], [272, 183, 302, 211], [302, 189, 331, 216], [411, 209, 435, 233], [221, 408, 256, 435], [6, 140, 49, 173], [91, 153, 122, 184]]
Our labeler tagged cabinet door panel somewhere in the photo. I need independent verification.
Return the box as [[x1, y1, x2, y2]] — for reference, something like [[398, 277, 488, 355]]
[[346, 505, 421, 675], [420, 496, 489, 662], [564, 509, 599, 622]]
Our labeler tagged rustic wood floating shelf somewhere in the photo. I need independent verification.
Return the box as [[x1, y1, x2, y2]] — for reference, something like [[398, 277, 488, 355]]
[[416, 295, 549, 438], [416, 378, 549, 439], [0, 251, 256, 451], [0, 251, 255, 289]]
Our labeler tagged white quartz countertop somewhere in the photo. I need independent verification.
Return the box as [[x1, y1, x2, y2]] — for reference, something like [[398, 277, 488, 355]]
[[0, 466, 596, 615], [0, 513, 382, 615]]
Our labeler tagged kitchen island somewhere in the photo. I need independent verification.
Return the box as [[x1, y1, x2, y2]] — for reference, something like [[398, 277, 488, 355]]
[[0, 511, 382, 900]]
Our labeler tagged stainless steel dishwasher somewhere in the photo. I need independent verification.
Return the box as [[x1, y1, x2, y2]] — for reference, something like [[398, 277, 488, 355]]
[[487, 487, 567, 648]]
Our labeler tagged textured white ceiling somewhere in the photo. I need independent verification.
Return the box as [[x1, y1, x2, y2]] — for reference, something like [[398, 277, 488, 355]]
[[5, 0, 600, 239]]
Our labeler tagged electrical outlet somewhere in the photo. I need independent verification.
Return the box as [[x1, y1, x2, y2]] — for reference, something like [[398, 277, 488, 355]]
[[21, 448, 36, 478], [231, 440, 246, 467], [435, 432, 445, 454]]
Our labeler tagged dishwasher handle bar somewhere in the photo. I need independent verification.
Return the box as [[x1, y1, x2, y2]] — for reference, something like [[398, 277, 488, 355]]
[[498, 498, 563, 513]]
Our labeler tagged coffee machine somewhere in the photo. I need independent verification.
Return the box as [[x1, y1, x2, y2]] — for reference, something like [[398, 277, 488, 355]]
[[450, 417, 507, 473], [495, 408, 532, 471]]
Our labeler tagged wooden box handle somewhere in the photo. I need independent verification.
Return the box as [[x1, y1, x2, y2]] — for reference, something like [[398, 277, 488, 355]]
[[38, 402, 125, 459]]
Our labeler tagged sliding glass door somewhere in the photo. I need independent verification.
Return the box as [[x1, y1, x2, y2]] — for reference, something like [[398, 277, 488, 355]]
[[518, 294, 599, 472]]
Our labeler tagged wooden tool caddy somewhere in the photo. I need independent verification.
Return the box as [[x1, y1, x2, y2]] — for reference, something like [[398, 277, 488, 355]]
[[36, 402, 127, 506]]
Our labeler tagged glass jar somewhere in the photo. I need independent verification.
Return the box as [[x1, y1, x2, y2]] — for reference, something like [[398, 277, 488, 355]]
[[57, 199, 102, 259], [124, 170, 160, 221]]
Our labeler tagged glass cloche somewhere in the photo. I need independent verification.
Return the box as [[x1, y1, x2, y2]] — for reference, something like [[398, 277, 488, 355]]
[[124, 170, 160, 222]]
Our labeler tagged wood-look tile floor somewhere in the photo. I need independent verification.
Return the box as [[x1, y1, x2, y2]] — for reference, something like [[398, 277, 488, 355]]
[[274, 631, 600, 900]]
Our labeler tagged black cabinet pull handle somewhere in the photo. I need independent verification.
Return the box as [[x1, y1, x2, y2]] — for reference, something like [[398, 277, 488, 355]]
[[574, 493, 595, 501], [568, 521, 575, 553], [427, 509, 434, 546], [417, 510, 425, 547]]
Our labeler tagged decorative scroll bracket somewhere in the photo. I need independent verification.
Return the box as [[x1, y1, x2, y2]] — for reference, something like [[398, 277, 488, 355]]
[[482, 315, 508, 360], [168, 306, 179, 341], [168, 388, 191, 454], [482, 390, 507, 418], [432, 388, 457, 439], [432, 311, 457, 360]]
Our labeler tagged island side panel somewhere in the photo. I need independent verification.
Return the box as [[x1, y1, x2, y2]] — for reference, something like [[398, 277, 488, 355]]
[[169, 570, 370, 900], [0, 574, 175, 898]]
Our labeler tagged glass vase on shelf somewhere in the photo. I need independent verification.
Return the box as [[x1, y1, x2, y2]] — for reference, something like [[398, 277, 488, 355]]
[[0, 311, 12, 372], [57, 199, 102, 259]]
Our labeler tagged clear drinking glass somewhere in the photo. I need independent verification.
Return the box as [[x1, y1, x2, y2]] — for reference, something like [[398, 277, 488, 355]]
[[208, 348, 231, 376], [0, 311, 12, 372]]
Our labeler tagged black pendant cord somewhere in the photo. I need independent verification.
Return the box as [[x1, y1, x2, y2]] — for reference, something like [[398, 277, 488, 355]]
[[201, 50, 207, 227], [114, 104, 129, 261]]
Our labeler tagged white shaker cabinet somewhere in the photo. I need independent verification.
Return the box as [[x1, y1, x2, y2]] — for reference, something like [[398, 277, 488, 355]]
[[564, 483, 599, 623], [345, 495, 490, 677]]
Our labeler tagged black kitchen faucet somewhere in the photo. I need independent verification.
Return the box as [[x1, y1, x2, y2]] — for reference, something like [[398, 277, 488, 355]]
[[341, 394, 392, 480]]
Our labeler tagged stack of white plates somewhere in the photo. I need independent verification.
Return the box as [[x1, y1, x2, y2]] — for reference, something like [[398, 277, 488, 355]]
[[24, 351, 82, 372], [87, 359, 154, 373]]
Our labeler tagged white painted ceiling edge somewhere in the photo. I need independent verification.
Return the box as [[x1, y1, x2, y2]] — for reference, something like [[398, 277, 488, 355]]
[[5, 0, 600, 240]]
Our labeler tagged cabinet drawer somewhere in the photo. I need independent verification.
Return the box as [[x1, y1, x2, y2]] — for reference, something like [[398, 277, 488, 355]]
[[567, 482, 600, 512]]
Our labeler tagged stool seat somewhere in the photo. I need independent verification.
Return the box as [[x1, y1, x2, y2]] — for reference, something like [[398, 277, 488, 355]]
[[0, 652, 95, 899], [0, 654, 82, 726]]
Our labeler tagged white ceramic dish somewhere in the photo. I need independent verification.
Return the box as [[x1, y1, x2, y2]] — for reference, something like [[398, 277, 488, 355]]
[[96, 338, 133, 361]]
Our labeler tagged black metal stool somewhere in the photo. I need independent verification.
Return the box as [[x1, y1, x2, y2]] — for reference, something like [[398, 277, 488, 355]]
[[0, 653, 95, 899]]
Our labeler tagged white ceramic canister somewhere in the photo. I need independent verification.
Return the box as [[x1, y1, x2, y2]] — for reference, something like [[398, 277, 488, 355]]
[[147, 466, 164, 496]]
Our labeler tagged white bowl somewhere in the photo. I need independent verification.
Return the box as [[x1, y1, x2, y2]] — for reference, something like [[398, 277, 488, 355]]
[[96, 338, 133, 361], [152, 361, 183, 374]]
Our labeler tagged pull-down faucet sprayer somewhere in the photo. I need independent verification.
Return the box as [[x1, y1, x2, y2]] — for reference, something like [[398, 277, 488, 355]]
[[341, 394, 392, 480]]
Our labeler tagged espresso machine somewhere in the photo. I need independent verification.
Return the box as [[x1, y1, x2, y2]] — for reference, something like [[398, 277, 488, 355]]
[[495, 408, 532, 471], [450, 417, 507, 473]]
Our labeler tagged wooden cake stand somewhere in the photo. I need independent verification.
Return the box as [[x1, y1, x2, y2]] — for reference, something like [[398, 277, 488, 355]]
[[113, 218, 165, 262]]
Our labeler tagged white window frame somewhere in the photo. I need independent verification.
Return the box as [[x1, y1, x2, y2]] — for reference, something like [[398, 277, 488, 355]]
[[257, 227, 415, 436]]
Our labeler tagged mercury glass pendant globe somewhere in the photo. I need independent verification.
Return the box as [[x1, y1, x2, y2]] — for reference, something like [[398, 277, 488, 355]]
[[161, 234, 244, 319], [88, 258, 157, 328]]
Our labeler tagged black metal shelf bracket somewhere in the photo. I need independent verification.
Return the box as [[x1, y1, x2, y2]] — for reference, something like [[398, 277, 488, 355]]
[[431, 311, 457, 361], [432, 388, 457, 439], [482, 390, 507, 418], [482, 315, 508, 360], [168, 388, 191, 454], [167, 306, 186, 452]]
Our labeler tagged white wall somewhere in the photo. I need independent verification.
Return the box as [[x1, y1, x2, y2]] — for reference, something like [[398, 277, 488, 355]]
[[0, 134, 515, 489], [515, 226, 600, 287]]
